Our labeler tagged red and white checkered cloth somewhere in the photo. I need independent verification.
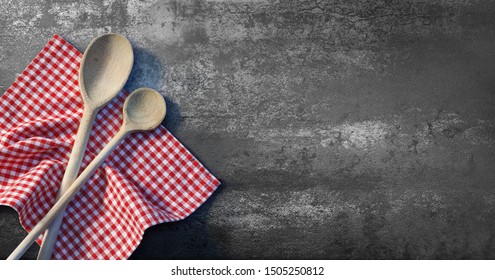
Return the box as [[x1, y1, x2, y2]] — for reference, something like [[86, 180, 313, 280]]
[[0, 34, 220, 259]]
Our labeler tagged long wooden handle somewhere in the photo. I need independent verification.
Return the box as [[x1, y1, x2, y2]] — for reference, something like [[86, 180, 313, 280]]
[[7, 129, 127, 260], [37, 108, 97, 259]]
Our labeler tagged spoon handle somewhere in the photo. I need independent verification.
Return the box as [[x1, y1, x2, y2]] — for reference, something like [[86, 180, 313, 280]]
[[7, 129, 128, 260], [37, 109, 97, 260]]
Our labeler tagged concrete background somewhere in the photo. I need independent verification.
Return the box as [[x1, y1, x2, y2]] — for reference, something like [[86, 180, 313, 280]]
[[1, 0, 495, 259]]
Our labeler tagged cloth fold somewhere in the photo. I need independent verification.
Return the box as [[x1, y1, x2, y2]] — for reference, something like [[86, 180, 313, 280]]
[[0, 34, 220, 259]]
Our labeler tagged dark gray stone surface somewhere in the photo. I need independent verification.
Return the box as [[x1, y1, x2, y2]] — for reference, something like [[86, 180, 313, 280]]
[[1, 0, 495, 259]]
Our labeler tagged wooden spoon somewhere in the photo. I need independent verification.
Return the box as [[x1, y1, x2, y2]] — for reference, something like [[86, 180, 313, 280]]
[[8, 88, 166, 260], [37, 33, 134, 259]]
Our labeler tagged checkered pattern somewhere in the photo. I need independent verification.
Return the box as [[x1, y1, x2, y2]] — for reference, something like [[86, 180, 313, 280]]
[[0, 34, 220, 259]]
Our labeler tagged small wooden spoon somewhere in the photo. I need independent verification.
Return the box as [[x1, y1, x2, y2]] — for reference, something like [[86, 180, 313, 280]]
[[37, 33, 134, 259], [8, 88, 166, 260]]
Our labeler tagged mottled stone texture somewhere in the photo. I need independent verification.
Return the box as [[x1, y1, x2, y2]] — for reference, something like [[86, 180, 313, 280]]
[[1, 0, 495, 259]]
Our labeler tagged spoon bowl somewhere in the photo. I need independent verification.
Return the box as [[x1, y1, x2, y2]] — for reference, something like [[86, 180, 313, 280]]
[[123, 88, 167, 132], [79, 33, 134, 109]]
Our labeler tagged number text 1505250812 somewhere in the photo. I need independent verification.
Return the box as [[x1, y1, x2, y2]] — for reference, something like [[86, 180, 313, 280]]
[[264, 266, 324, 276]]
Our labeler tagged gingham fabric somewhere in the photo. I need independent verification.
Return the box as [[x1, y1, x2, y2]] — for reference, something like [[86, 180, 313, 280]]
[[0, 34, 220, 259]]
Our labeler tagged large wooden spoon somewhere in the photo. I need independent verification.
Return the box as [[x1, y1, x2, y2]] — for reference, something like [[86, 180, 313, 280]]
[[37, 33, 134, 259], [8, 88, 166, 260]]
